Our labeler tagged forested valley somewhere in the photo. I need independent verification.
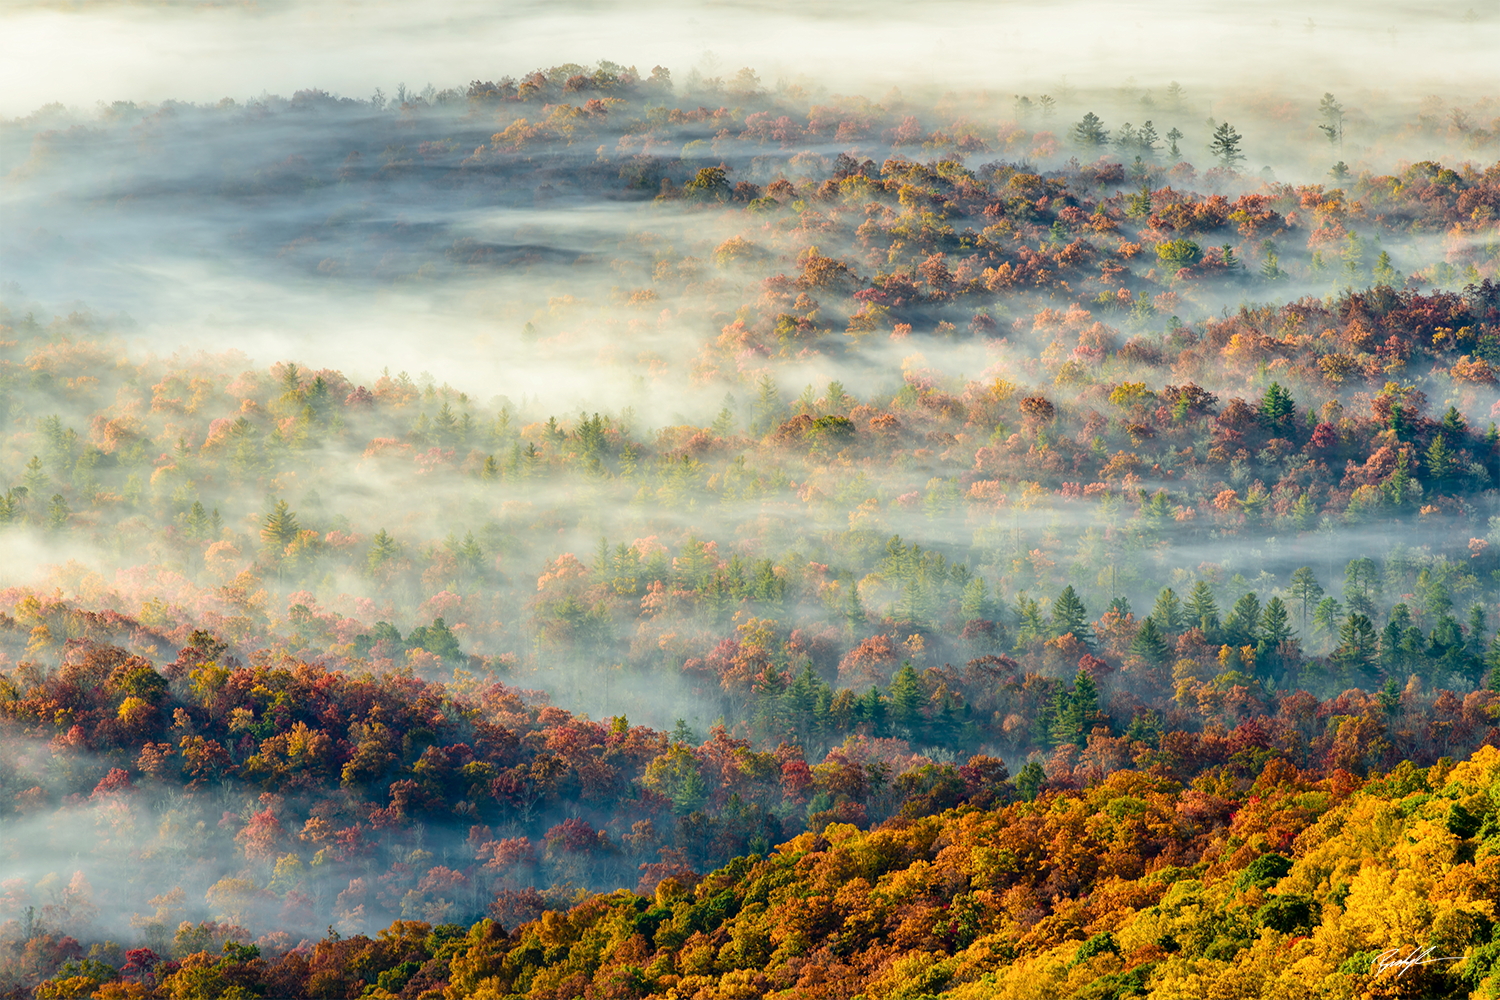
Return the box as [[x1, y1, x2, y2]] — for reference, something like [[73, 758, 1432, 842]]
[[3, 38, 1500, 999]]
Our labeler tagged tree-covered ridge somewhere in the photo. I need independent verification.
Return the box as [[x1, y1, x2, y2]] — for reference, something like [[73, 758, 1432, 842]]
[[17, 746, 1500, 998], [9, 608, 1500, 995]]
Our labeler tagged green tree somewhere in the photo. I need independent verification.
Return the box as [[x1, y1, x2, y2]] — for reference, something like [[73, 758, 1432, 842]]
[[1258, 382, 1296, 437], [1015, 595, 1048, 646], [1334, 613, 1378, 674], [684, 166, 731, 202], [1260, 596, 1293, 644], [1070, 112, 1110, 149], [22, 455, 48, 495], [889, 662, 925, 735], [1317, 92, 1345, 151], [1343, 557, 1382, 617], [1051, 585, 1093, 646], [752, 374, 782, 435], [1015, 760, 1045, 801], [1426, 434, 1455, 488], [1131, 616, 1171, 667], [1289, 567, 1324, 630], [1373, 250, 1400, 287], [1466, 604, 1488, 659], [1151, 587, 1188, 633], [1312, 596, 1344, 650], [260, 499, 299, 552], [46, 493, 70, 533], [368, 528, 400, 574], [1166, 126, 1184, 160], [960, 576, 994, 619], [1224, 592, 1262, 648], [1186, 581, 1221, 637], [1208, 121, 1246, 169]]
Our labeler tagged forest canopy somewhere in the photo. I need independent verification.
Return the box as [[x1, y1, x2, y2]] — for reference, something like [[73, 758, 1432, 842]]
[[2, 33, 1500, 1000]]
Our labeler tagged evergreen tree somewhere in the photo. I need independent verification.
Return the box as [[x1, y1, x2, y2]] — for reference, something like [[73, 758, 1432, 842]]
[[1130, 616, 1171, 667], [1485, 631, 1500, 691], [860, 686, 888, 737], [1260, 596, 1293, 645], [1466, 605, 1488, 659], [1317, 92, 1345, 151], [1426, 434, 1455, 489], [889, 663, 925, 736], [260, 499, 300, 551], [1070, 112, 1111, 149], [1208, 120, 1246, 168], [1385, 449, 1416, 507], [1377, 677, 1401, 717], [1051, 585, 1093, 646], [1151, 587, 1188, 633], [1312, 596, 1343, 650], [1186, 581, 1221, 637], [752, 374, 782, 435], [960, 576, 994, 620], [1015, 595, 1049, 646], [1343, 557, 1382, 617], [368, 528, 400, 574], [1014, 760, 1045, 801], [1258, 382, 1296, 437], [1289, 567, 1324, 630], [842, 581, 867, 632], [22, 456, 48, 495], [1334, 613, 1378, 674], [1224, 592, 1262, 648], [46, 493, 70, 533], [1373, 250, 1401, 287]]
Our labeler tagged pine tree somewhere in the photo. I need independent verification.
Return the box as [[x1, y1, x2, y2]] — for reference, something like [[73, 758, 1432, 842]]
[[1208, 121, 1246, 169], [1377, 677, 1401, 717], [860, 686, 888, 737], [1317, 92, 1345, 151], [1186, 581, 1221, 636], [1224, 592, 1262, 648], [1467, 605, 1488, 658], [1131, 617, 1171, 667], [46, 493, 70, 533], [1385, 449, 1415, 507], [367, 528, 399, 574], [960, 577, 993, 620], [1373, 250, 1400, 287], [22, 456, 48, 495], [1051, 585, 1093, 646], [260, 499, 300, 551], [1151, 587, 1188, 633], [1166, 127, 1184, 161], [1260, 596, 1293, 644], [1426, 434, 1455, 489], [1313, 596, 1344, 651], [1289, 567, 1324, 630], [1070, 112, 1110, 149], [889, 663, 924, 735], [1343, 557, 1382, 616], [1015, 595, 1048, 646], [752, 374, 782, 435], [1015, 760, 1045, 801], [1334, 613, 1378, 674], [1258, 382, 1296, 437]]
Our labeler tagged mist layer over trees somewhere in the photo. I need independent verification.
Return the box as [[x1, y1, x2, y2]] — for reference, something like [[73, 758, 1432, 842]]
[[3, 23, 1500, 1000]]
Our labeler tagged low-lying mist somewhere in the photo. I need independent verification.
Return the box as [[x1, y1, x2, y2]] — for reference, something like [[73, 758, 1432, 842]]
[[2, 10, 1500, 985]]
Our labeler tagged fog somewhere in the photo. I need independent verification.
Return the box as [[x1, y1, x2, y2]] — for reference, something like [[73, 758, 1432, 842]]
[[1, 0, 1499, 968], [3, 0, 1499, 120]]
